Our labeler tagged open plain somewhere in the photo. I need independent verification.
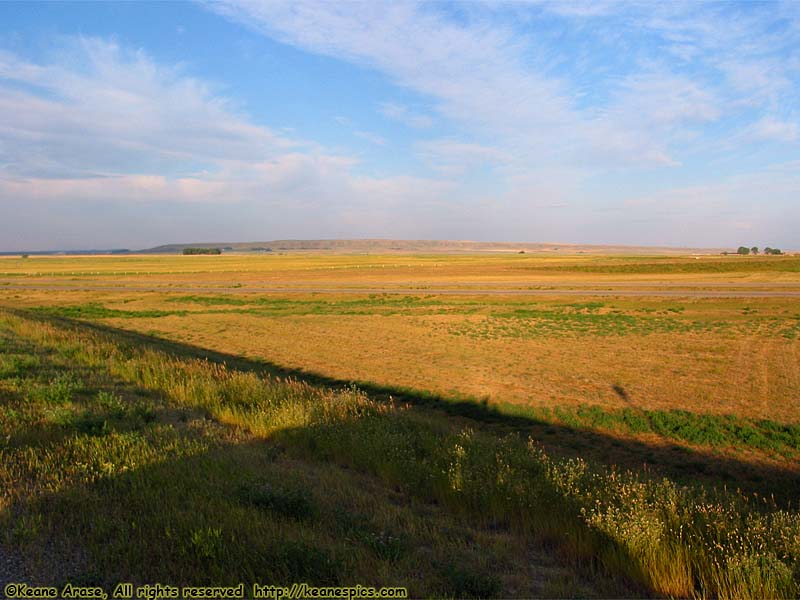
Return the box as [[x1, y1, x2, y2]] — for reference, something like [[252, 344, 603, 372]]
[[2, 251, 800, 598]]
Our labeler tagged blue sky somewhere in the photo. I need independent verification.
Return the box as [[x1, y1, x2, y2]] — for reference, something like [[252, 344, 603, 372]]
[[1, 1, 798, 250]]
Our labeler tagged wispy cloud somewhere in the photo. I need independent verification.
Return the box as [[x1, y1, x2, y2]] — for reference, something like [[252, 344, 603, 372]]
[[378, 102, 433, 129], [210, 1, 582, 164], [613, 161, 800, 246], [211, 0, 799, 174], [416, 139, 511, 175], [354, 130, 387, 146], [0, 38, 295, 180], [0, 36, 453, 249], [3, 2, 799, 249], [747, 117, 799, 143]]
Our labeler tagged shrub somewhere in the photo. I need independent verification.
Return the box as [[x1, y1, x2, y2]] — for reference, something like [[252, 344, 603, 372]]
[[182, 247, 222, 255]]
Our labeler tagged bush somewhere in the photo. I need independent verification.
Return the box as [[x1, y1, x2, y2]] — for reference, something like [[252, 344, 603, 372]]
[[182, 247, 222, 255]]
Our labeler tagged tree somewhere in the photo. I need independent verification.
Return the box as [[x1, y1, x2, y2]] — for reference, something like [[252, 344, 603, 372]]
[[750, 246, 759, 255], [182, 247, 221, 255], [737, 246, 750, 255]]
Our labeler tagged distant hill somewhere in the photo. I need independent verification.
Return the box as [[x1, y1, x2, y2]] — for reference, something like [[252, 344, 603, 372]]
[[138, 239, 730, 255], [0, 249, 130, 256], [1, 240, 745, 256], [140, 239, 729, 255]]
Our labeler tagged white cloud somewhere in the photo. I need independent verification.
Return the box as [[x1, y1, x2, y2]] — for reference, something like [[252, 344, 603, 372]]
[[416, 139, 511, 175], [533, 0, 620, 18], [3, 3, 800, 249], [209, 0, 740, 172], [353, 130, 387, 146], [0, 39, 297, 180], [747, 117, 799, 143], [611, 162, 800, 246], [571, 71, 722, 167], [613, 72, 720, 127], [210, 2, 580, 158], [0, 36, 459, 249], [378, 102, 433, 129], [0, 37, 441, 201], [201, 0, 800, 247]]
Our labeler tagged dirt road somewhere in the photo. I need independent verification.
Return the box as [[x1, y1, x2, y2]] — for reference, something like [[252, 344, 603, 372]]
[[4, 282, 800, 298]]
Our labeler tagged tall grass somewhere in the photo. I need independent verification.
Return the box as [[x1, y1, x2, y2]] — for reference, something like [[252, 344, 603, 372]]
[[5, 311, 800, 598]]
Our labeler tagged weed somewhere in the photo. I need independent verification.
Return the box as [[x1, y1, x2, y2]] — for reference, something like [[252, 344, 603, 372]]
[[72, 412, 110, 437], [33, 372, 80, 405], [187, 527, 224, 561], [238, 481, 315, 521], [276, 542, 341, 584], [443, 565, 502, 599]]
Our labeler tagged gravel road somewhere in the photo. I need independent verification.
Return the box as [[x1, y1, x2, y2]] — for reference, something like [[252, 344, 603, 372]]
[[3, 283, 800, 298]]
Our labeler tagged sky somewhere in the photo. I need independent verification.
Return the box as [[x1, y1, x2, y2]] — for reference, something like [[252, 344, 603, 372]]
[[0, 1, 798, 251]]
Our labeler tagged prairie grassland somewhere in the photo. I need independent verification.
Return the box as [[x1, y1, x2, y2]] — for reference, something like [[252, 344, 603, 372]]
[[2, 253, 800, 596], [2, 252, 800, 286], [20, 295, 799, 499], [1, 312, 601, 598], [2, 309, 800, 599]]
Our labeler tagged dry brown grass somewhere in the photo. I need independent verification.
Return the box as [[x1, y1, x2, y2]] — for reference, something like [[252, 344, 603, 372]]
[[3, 254, 800, 463], [5, 253, 800, 596], [86, 307, 797, 421]]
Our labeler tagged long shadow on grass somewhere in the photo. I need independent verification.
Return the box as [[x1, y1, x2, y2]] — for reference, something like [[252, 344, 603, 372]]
[[1, 429, 638, 597], [14, 309, 800, 507]]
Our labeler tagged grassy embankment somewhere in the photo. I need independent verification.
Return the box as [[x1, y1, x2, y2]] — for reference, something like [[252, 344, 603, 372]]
[[0, 310, 598, 598], [2, 309, 800, 598]]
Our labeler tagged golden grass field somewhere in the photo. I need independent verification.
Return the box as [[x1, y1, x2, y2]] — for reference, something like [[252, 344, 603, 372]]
[[3, 253, 799, 421], [3, 252, 800, 482], [3, 251, 800, 597]]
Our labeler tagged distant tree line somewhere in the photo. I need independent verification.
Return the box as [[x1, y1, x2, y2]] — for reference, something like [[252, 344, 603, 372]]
[[182, 247, 222, 255], [725, 246, 783, 255]]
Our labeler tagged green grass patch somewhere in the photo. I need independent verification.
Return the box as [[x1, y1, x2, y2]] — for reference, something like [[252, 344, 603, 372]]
[[31, 303, 186, 319], [499, 402, 800, 456], [445, 307, 724, 338]]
